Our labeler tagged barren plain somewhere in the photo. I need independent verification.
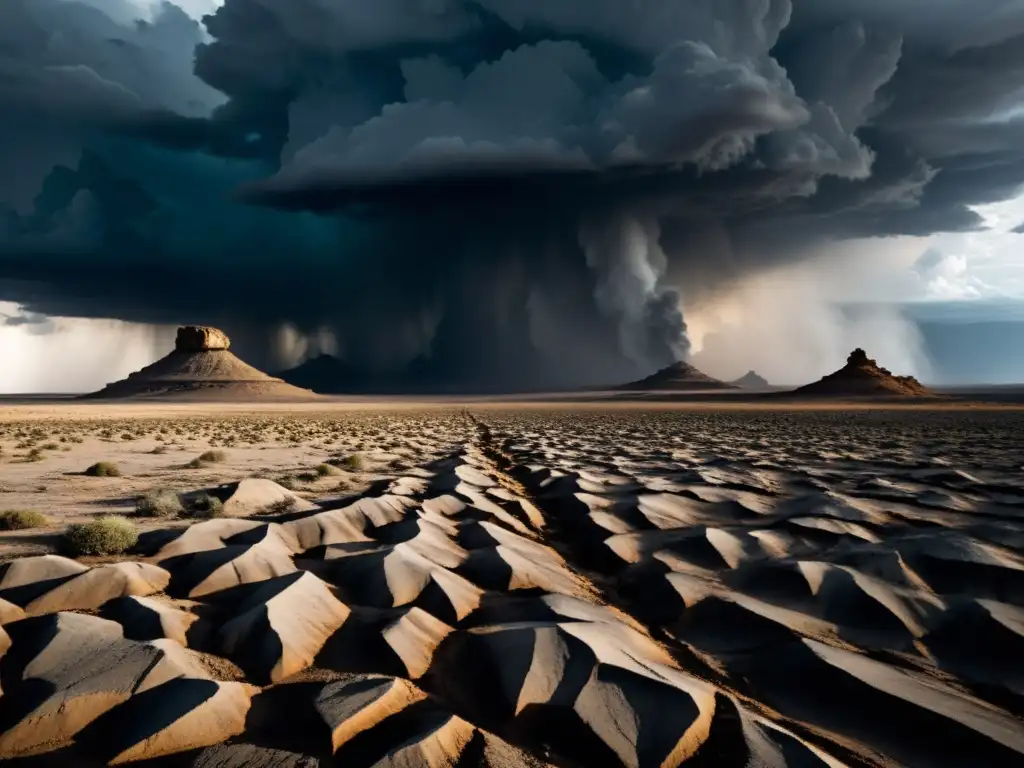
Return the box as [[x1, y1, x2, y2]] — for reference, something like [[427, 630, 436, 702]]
[[0, 402, 1022, 766]]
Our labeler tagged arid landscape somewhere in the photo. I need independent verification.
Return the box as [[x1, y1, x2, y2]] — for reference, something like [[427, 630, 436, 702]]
[[5, 0, 1024, 763], [0, 401, 1022, 766]]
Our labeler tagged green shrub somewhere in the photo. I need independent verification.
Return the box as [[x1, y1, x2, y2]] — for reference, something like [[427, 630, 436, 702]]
[[84, 461, 121, 477], [0, 509, 49, 530], [188, 494, 224, 519], [64, 516, 138, 556], [134, 490, 184, 518], [315, 463, 341, 477]]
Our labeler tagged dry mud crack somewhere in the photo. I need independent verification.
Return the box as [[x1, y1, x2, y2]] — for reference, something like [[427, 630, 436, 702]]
[[1, 409, 1023, 766]]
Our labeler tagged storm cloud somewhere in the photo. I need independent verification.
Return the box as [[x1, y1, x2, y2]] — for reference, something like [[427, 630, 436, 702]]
[[1, 0, 1024, 390]]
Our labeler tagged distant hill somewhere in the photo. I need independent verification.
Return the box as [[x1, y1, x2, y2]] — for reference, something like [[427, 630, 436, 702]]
[[618, 361, 736, 391], [729, 370, 770, 389], [793, 349, 934, 398], [84, 326, 317, 400]]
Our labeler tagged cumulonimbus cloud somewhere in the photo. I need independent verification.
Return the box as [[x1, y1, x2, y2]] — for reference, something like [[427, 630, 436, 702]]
[[1, 0, 1023, 389]]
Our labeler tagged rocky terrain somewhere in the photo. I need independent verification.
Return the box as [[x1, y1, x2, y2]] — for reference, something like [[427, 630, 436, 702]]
[[86, 327, 317, 400], [0, 406, 1022, 766]]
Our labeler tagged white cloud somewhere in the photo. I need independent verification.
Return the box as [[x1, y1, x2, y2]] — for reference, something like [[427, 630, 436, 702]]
[[114, 0, 222, 22], [908, 193, 1024, 301], [911, 249, 990, 299]]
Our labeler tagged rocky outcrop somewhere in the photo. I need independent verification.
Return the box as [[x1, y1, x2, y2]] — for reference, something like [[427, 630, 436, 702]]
[[618, 361, 735, 391], [0, 557, 170, 616], [730, 370, 770, 389], [217, 571, 351, 683], [175, 326, 231, 352], [0, 612, 255, 758], [794, 348, 934, 398], [84, 326, 317, 400]]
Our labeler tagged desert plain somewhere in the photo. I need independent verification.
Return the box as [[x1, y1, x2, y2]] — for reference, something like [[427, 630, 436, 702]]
[[0, 399, 1022, 767]]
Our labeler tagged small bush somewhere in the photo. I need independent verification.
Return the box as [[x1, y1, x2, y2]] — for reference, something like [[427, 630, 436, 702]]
[[150, 445, 168, 455], [277, 477, 297, 491], [187, 450, 226, 469], [0, 509, 49, 530], [64, 516, 138, 556], [84, 461, 121, 477], [330, 454, 364, 472], [134, 490, 184, 518], [316, 463, 341, 477], [188, 494, 224, 519], [41, 442, 59, 451]]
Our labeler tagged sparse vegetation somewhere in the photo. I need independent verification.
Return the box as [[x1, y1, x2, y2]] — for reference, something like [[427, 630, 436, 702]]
[[316, 462, 341, 477], [188, 493, 224, 519], [332, 453, 365, 472], [187, 449, 227, 468], [84, 461, 122, 477], [64, 516, 138, 556], [0, 509, 49, 530], [262, 497, 298, 516], [134, 489, 184, 518]]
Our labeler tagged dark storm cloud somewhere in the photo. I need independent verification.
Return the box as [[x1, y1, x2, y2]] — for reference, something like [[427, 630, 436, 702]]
[[2, 0, 1024, 390]]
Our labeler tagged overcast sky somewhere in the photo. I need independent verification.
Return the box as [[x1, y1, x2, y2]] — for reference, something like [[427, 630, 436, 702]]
[[2, 0, 1024, 392]]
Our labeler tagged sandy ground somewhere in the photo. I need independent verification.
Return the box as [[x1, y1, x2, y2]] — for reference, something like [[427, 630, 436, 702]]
[[0, 403, 469, 557], [0, 400, 1022, 766]]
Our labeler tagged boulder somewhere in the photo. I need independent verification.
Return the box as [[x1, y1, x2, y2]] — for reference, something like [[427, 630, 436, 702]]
[[176, 326, 231, 352]]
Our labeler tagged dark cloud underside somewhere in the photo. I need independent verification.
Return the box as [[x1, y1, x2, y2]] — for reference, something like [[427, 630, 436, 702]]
[[1, 0, 1023, 389]]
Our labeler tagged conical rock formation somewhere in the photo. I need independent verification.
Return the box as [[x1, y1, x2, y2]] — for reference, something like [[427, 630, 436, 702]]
[[84, 326, 317, 400], [730, 370, 770, 389], [618, 361, 735, 391], [794, 348, 933, 397]]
